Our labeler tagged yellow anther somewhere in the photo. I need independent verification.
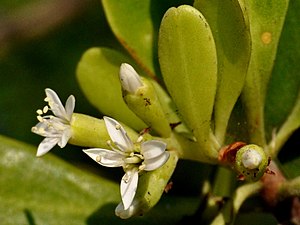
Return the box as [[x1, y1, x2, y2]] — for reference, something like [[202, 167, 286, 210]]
[[115, 124, 121, 130], [96, 155, 101, 162], [44, 97, 50, 102], [137, 136, 143, 143], [36, 109, 43, 115], [37, 115, 44, 122], [43, 106, 49, 113]]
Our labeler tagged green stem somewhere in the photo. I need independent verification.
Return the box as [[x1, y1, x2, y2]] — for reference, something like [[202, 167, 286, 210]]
[[211, 182, 263, 225], [279, 177, 300, 198], [268, 92, 300, 157]]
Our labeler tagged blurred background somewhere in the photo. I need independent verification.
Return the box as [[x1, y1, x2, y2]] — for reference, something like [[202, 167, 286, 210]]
[[0, 0, 122, 165]]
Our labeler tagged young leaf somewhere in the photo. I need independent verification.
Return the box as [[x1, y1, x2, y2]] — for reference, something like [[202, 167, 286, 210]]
[[158, 5, 218, 161], [194, 0, 251, 145], [76, 47, 146, 131]]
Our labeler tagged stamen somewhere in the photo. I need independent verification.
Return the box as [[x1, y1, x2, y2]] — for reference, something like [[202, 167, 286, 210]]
[[37, 115, 44, 122], [115, 124, 121, 130], [136, 136, 143, 143], [43, 106, 49, 113], [96, 155, 101, 162], [36, 109, 43, 115], [124, 155, 143, 164], [122, 173, 130, 183], [44, 97, 50, 102]]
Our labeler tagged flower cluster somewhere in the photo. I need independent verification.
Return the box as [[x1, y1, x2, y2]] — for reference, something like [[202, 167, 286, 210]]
[[32, 83, 170, 213]]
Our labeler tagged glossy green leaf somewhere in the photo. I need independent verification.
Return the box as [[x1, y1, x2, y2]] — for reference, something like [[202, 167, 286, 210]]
[[158, 5, 218, 161], [151, 80, 192, 136], [0, 135, 119, 224], [240, 0, 289, 145], [194, 0, 251, 145], [76, 47, 146, 131], [264, 0, 300, 144], [101, 0, 194, 80], [0, 135, 199, 224]]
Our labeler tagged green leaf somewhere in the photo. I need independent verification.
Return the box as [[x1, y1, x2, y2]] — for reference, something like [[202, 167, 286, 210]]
[[0, 135, 199, 224], [158, 5, 218, 161], [101, 0, 194, 80], [0, 135, 119, 224], [101, 0, 158, 79], [264, 0, 300, 145], [240, 0, 289, 146], [76, 47, 146, 131], [193, 0, 251, 145]]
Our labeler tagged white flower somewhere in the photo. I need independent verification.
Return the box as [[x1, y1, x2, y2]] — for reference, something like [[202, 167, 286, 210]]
[[31, 88, 75, 157], [119, 63, 143, 94], [83, 116, 169, 210]]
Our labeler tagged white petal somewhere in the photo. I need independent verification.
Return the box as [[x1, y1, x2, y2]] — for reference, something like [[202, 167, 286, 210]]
[[58, 128, 71, 148], [121, 169, 139, 210], [104, 116, 134, 152], [83, 149, 125, 167], [64, 95, 75, 121], [141, 140, 167, 160], [242, 149, 262, 169], [115, 199, 141, 219], [45, 88, 68, 120], [144, 151, 170, 171], [36, 137, 59, 157], [119, 63, 143, 94]]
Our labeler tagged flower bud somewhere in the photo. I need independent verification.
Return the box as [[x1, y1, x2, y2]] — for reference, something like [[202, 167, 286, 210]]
[[235, 144, 268, 182], [120, 63, 143, 94], [120, 64, 172, 137]]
